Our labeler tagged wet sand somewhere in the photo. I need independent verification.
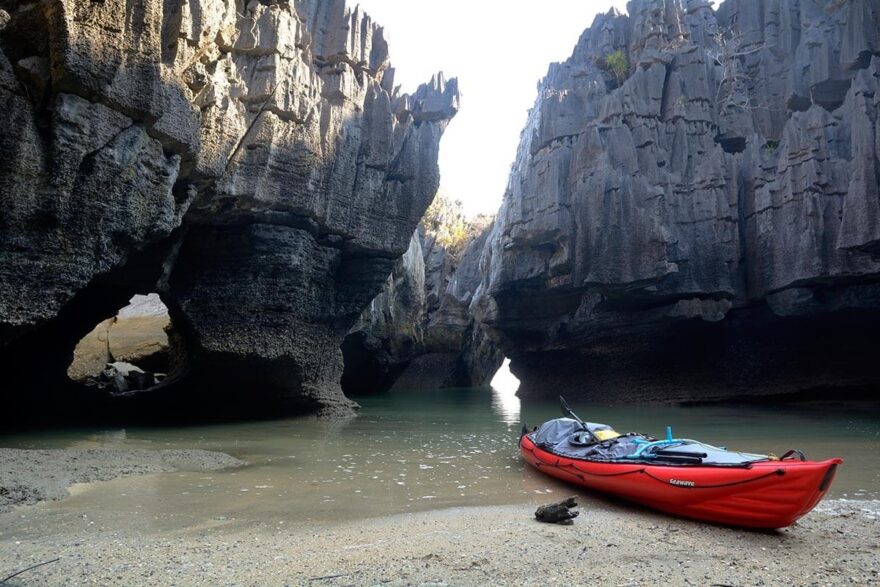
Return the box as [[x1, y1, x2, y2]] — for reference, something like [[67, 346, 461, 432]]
[[0, 447, 877, 586], [0, 448, 244, 514]]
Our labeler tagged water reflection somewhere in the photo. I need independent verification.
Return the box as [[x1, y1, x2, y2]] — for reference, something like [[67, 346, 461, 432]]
[[490, 358, 521, 426]]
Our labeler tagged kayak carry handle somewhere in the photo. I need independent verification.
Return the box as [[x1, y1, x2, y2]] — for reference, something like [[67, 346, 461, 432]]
[[780, 449, 807, 462]]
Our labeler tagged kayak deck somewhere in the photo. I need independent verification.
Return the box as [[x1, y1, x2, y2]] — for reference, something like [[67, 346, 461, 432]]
[[521, 433, 842, 529]]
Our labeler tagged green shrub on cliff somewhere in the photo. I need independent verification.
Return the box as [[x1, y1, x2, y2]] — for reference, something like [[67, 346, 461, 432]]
[[601, 49, 629, 85], [421, 192, 493, 258]]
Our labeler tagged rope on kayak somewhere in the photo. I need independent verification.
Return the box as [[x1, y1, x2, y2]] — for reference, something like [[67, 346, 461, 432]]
[[639, 468, 786, 489], [559, 462, 646, 478], [523, 446, 645, 477]]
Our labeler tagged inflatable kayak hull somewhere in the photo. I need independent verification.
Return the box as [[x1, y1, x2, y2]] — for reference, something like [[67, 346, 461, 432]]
[[521, 434, 841, 529]]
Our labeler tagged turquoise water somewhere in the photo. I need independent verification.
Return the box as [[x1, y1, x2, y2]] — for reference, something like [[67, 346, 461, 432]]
[[1, 385, 878, 530]]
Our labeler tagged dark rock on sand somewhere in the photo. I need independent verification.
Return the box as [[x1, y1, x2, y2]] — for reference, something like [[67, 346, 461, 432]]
[[535, 496, 580, 525]]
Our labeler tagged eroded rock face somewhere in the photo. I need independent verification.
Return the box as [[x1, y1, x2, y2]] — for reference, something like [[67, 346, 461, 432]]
[[341, 231, 426, 394], [415, 225, 503, 389], [479, 0, 880, 402], [0, 0, 457, 418], [343, 225, 503, 394]]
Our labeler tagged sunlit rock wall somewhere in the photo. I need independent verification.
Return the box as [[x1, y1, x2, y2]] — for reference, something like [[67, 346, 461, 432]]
[[478, 0, 880, 402]]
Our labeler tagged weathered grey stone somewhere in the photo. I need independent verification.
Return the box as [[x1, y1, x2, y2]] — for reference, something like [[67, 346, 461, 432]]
[[0, 0, 457, 418], [343, 225, 503, 393], [422, 226, 503, 388], [340, 232, 425, 394], [478, 0, 880, 402], [422, 229, 456, 316], [95, 361, 156, 394]]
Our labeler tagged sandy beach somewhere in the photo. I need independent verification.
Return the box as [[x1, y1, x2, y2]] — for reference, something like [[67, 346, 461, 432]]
[[1, 448, 877, 586]]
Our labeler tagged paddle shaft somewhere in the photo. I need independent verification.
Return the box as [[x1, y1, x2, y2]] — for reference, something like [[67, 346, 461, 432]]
[[559, 396, 595, 439]]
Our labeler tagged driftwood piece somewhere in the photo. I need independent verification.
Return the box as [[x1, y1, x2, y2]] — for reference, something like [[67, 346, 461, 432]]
[[1, 558, 60, 583], [535, 496, 579, 524]]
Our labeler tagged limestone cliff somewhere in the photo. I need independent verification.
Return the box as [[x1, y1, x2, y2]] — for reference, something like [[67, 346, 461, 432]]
[[0, 0, 458, 418], [479, 0, 880, 402], [343, 224, 503, 394]]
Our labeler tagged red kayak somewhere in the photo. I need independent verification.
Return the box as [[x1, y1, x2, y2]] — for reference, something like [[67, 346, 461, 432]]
[[521, 403, 842, 529], [521, 434, 841, 529]]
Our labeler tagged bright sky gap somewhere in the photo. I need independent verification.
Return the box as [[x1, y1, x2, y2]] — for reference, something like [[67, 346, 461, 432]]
[[357, 0, 629, 216]]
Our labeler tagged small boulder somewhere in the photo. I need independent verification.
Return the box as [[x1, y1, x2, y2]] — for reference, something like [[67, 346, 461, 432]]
[[98, 361, 155, 393], [535, 496, 580, 525]]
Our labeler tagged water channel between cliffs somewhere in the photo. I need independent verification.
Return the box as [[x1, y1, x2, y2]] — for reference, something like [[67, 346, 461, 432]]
[[1, 387, 878, 537]]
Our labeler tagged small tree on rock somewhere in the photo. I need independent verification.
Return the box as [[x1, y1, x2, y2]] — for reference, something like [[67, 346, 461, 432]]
[[604, 49, 630, 86]]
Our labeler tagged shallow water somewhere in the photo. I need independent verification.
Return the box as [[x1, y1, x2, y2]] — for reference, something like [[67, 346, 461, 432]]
[[2, 385, 878, 532]]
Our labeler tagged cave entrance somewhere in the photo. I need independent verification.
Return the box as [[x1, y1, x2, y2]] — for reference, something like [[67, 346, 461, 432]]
[[489, 358, 521, 426], [67, 293, 173, 394]]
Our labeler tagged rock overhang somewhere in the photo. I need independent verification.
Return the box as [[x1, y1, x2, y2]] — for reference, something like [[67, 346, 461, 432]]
[[0, 0, 459, 421]]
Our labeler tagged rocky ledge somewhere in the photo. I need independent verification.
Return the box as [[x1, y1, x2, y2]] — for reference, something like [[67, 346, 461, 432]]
[[477, 0, 880, 402], [0, 0, 458, 419]]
